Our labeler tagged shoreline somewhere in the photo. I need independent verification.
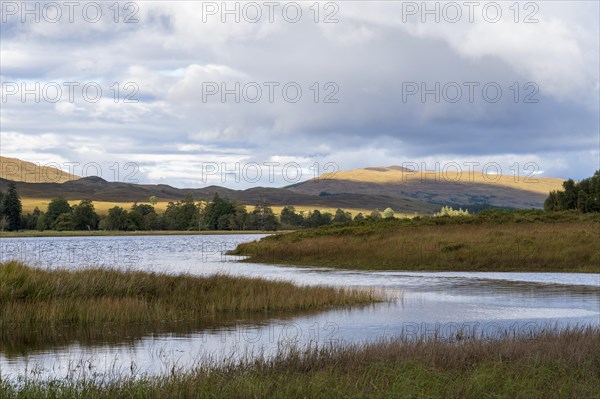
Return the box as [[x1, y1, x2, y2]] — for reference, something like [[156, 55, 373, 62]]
[[0, 230, 286, 238]]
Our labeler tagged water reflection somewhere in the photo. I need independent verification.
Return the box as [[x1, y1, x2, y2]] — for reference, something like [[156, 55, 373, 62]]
[[0, 308, 338, 358]]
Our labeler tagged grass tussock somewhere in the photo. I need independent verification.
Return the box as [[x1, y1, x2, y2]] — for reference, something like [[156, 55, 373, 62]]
[[0, 262, 380, 332], [233, 212, 600, 272], [1, 327, 598, 398]]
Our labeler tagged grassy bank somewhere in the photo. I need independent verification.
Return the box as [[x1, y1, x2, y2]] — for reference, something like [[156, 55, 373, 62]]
[[232, 210, 600, 273], [0, 230, 280, 238], [2, 327, 598, 398], [0, 262, 380, 333]]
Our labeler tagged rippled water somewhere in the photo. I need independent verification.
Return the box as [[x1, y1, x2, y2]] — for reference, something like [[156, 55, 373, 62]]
[[1, 234, 599, 381]]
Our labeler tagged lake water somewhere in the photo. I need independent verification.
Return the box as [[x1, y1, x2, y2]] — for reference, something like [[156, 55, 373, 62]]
[[1, 234, 599, 381]]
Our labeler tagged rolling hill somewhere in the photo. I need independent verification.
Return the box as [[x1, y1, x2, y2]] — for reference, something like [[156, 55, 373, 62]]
[[0, 156, 80, 183], [287, 166, 564, 209]]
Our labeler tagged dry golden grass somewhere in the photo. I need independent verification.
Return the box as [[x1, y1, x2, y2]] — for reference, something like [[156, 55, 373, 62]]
[[20, 198, 171, 214], [321, 167, 564, 195], [234, 218, 600, 273], [21, 198, 392, 219], [289, 166, 565, 209], [0, 156, 79, 183]]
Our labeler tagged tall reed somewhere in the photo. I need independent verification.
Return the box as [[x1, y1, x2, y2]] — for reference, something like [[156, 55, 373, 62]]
[[0, 262, 381, 330]]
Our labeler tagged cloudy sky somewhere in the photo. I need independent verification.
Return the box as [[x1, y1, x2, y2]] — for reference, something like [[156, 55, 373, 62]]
[[1, 1, 598, 188]]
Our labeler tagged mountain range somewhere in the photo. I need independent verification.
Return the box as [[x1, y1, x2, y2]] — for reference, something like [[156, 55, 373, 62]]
[[0, 157, 564, 213]]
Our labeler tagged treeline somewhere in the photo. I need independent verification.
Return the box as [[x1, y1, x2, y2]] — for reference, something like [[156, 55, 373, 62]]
[[0, 186, 379, 231], [4, 169, 597, 232], [279, 206, 395, 228], [545, 171, 600, 213], [95, 198, 389, 232], [25, 194, 282, 232], [102, 195, 282, 231]]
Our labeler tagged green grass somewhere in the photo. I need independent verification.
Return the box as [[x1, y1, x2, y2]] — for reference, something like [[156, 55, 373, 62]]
[[0, 262, 381, 342], [2, 327, 598, 398], [232, 210, 600, 273]]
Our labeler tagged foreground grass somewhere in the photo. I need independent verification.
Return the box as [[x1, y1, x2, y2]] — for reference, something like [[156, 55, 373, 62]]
[[2, 328, 598, 398], [0, 262, 379, 333], [232, 210, 600, 273]]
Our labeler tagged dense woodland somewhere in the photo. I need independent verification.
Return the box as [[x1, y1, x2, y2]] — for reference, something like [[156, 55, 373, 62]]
[[0, 171, 598, 232], [544, 171, 600, 213]]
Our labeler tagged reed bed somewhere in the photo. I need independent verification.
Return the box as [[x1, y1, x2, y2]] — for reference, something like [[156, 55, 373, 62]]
[[1, 327, 598, 398], [233, 220, 600, 272], [0, 262, 380, 333]]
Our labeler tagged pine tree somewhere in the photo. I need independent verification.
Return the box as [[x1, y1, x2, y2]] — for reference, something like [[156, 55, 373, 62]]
[[2, 182, 22, 231]]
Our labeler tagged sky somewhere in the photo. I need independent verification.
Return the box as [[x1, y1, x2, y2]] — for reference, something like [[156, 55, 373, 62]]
[[0, 1, 599, 188]]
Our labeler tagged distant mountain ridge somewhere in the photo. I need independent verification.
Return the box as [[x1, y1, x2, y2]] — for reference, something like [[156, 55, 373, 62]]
[[0, 159, 565, 212], [287, 166, 564, 209], [0, 176, 436, 213]]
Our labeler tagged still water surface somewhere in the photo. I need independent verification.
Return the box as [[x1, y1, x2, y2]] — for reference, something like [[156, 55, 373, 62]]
[[1, 234, 599, 381]]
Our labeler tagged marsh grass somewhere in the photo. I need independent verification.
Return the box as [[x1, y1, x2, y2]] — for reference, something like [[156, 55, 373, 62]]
[[233, 213, 600, 272], [1, 327, 598, 398], [0, 262, 380, 339]]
